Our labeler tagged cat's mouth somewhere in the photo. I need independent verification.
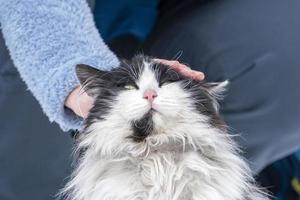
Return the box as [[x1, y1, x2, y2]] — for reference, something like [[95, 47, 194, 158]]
[[148, 103, 162, 114], [149, 107, 158, 114]]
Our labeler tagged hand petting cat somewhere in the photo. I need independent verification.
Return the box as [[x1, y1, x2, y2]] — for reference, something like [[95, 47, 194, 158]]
[[65, 60, 205, 118]]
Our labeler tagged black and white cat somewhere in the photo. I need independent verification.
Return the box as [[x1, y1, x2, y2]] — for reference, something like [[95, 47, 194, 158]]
[[62, 55, 269, 200]]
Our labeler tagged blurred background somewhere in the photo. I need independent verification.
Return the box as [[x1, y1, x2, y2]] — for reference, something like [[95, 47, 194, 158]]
[[0, 0, 299, 199]]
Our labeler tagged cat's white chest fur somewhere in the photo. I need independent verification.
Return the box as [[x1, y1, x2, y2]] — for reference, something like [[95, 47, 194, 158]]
[[70, 148, 262, 200], [85, 152, 205, 200]]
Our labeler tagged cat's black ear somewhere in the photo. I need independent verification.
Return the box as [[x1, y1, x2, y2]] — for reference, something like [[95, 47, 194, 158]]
[[203, 80, 229, 99], [76, 64, 111, 97], [76, 64, 107, 85]]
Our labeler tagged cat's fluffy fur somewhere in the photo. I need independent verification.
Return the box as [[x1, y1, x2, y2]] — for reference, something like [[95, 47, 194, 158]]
[[61, 56, 269, 200]]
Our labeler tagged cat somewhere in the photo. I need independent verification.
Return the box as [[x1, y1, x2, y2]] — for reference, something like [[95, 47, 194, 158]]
[[61, 55, 269, 200]]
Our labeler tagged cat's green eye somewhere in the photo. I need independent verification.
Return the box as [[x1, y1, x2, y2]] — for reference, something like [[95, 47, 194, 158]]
[[124, 85, 136, 90]]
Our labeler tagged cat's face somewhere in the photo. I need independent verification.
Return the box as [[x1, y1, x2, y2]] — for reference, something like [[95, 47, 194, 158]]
[[76, 56, 227, 157]]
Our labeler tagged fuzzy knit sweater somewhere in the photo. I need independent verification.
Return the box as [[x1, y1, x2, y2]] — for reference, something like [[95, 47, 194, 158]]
[[0, 0, 120, 131]]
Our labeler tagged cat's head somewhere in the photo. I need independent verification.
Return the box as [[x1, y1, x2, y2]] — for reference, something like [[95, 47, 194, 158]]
[[76, 55, 228, 157]]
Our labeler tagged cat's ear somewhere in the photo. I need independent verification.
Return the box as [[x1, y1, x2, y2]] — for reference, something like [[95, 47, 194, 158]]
[[76, 64, 113, 86], [202, 80, 229, 112], [76, 64, 111, 97], [203, 80, 229, 99], [76, 64, 104, 85]]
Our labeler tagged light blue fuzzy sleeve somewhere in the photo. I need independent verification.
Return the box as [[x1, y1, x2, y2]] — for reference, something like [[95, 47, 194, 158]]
[[0, 0, 120, 131]]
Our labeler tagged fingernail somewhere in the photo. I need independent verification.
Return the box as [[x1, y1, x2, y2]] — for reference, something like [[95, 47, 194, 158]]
[[193, 72, 205, 80], [198, 73, 205, 80]]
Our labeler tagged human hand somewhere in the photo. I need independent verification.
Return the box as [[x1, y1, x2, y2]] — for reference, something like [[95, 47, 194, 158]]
[[65, 60, 205, 118], [65, 85, 94, 119], [154, 59, 205, 81]]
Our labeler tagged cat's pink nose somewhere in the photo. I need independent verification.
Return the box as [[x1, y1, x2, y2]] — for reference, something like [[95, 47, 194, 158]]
[[143, 89, 157, 103]]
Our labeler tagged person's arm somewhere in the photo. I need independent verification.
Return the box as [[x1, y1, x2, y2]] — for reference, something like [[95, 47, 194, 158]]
[[0, 0, 119, 131]]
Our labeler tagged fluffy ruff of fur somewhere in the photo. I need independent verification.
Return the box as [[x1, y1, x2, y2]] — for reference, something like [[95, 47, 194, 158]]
[[61, 56, 269, 200]]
